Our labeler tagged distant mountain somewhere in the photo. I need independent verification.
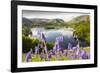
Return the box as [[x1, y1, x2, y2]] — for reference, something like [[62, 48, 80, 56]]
[[22, 18, 32, 27], [30, 18, 64, 25], [49, 18, 64, 25], [22, 17, 64, 26], [29, 18, 50, 25], [67, 15, 90, 24], [22, 15, 89, 27]]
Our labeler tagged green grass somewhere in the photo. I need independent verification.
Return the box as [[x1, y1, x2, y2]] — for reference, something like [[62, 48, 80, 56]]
[[60, 56, 72, 60], [31, 54, 41, 62], [22, 54, 81, 62], [84, 47, 90, 53], [22, 53, 26, 62], [50, 57, 57, 61], [80, 47, 90, 53]]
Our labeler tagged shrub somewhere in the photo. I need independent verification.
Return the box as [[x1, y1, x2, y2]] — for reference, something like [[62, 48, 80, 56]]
[[46, 42, 54, 50], [22, 35, 41, 53]]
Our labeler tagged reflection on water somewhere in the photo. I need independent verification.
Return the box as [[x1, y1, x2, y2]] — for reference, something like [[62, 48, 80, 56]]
[[31, 28, 78, 48]]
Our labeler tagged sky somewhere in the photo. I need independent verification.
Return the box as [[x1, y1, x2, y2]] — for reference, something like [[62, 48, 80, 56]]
[[22, 10, 89, 22]]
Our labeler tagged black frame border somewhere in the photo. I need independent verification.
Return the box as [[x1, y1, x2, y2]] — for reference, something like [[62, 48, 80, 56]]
[[11, 1, 97, 72]]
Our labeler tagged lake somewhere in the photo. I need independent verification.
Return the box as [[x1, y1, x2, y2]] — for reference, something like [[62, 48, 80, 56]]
[[31, 28, 86, 49]]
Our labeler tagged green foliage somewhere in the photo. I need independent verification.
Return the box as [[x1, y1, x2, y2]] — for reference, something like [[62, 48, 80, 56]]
[[22, 35, 54, 53], [80, 47, 90, 53], [74, 21, 90, 45], [46, 42, 54, 50], [61, 56, 72, 60], [22, 53, 26, 62], [51, 57, 57, 61], [45, 26, 55, 29], [64, 16, 90, 46], [85, 34, 90, 45], [22, 25, 30, 36], [31, 54, 41, 62], [22, 35, 41, 53]]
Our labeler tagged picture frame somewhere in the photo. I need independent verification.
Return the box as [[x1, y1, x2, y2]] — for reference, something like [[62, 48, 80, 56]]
[[11, 1, 97, 72]]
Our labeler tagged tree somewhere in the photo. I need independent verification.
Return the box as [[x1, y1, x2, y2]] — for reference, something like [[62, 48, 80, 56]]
[[22, 24, 31, 36], [74, 21, 90, 45]]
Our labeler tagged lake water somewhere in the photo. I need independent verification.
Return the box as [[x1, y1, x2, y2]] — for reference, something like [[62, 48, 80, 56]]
[[31, 28, 84, 49]]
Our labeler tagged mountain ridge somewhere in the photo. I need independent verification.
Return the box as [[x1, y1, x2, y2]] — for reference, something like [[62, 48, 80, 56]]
[[22, 15, 90, 26]]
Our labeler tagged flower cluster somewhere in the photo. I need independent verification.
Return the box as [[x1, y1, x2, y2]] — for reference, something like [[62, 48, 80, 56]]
[[37, 31, 46, 43], [53, 36, 64, 52], [25, 31, 90, 62]]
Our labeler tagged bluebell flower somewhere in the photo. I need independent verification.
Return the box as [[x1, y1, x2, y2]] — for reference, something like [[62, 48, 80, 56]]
[[44, 46, 48, 54], [80, 50, 90, 59], [48, 54, 52, 59], [37, 30, 41, 35], [68, 43, 72, 50], [76, 43, 80, 49], [72, 47, 77, 50], [49, 50, 53, 54], [30, 48, 33, 53], [41, 32, 46, 43], [56, 44, 62, 52], [56, 36, 64, 42], [26, 48, 33, 62], [40, 53, 45, 60], [53, 39, 62, 52], [35, 46, 39, 54], [37, 31, 46, 43], [63, 50, 68, 56]]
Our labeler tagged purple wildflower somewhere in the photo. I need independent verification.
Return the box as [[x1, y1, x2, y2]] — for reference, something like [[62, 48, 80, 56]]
[[72, 47, 77, 50], [76, 43, 80, 49], [37, 31, 46, 43], [63, 49, 68, 56], [48, 54, 52, 59], [56, 44, 62, 51], [56, 36, 64, 42], [41, 32, 46, 43], [26, 48, 33, 62], [68, 43, 72, 50], [80, 50, 90, 59], [37, 30, 41, 35], [53, 38, 62, 52], [53, 43, 57, 52], [44, 46, 48, 54], [35, 46, 39, 54], [38, 44, 42, 48], [38, 43, 43, 48], [56, 36, 64, 51], [69, 55, 76, 59], [52, 48, 56, 55], [30, 48, 33, 53], [40, 53, 45, 60], [49, 50, 53, 53]]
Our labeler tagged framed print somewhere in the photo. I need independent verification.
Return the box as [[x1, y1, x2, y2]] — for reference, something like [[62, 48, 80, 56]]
[[11, 1, 97, 72]]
